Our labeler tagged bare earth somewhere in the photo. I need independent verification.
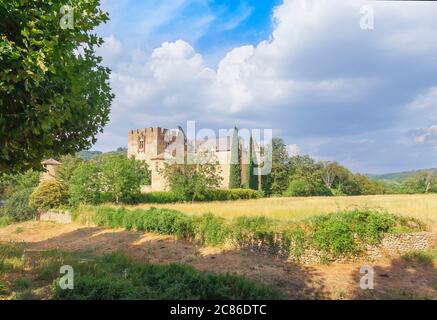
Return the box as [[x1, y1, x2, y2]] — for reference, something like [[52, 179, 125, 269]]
[[1, 221, 435, 299]]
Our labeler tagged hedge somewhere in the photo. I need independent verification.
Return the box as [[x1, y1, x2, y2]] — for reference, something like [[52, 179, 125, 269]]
[[134, 189, 262, 204]]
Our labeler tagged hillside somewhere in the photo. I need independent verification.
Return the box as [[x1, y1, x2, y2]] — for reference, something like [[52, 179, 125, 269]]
[[368, 168, 437, 182]]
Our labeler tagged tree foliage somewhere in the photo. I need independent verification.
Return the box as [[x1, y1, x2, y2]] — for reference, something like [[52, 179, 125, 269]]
[[68, 154, 150, 205], [56, 154, 83, 186], [228, 127, 241, 188], [162, 153, 223, 202], [0, 0, 113, 173], [246, 135, 258, 190], [268, 138, 290, 195], [0, 188, 36, 221], [100, 154, 149, 203], [29, 179, 68, 210], [0, 169, 40, 199]]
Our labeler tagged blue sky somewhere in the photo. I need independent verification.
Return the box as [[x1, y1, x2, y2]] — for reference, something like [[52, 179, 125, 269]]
[[92, 0, 437, 174]]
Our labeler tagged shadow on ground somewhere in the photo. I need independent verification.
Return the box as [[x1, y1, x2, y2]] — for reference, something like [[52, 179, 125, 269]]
[[17, 225, 328, 299]]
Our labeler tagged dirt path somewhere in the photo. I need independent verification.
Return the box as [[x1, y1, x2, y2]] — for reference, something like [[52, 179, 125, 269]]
[[1, 221, 435, 299]]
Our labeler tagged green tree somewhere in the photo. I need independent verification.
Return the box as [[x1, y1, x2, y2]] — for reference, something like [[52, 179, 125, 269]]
[[402, 170, 437, 194], [268, 138, 290, 195], [1, 188, 36, 221], [56, 155, 83, 186], [69, 161, 102, 205], [162, 153, 223, 202], [100, 154, 148, 203], [0, 169, 40, 199], [245, 136, 259, 190], [0, 0, 114, 173], [289, 155, 328, 196], [261, 143, 273, 195], [229, 127, 241, 188], [355, 174, 386, 195], [285, 179, 311, 197], [320, 161, 359, 195]]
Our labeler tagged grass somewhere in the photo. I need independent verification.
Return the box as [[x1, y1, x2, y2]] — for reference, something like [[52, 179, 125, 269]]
[[0, 216, 12, 228], [126, 194, 437, 231], [0, 244, 284, 300], [401, 249, 437, 266]]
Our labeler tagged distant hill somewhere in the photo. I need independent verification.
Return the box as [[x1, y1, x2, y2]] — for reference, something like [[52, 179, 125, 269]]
[[77, 148, 127, 160], [77, 150, 103, 160], [368, 168, 437, 182]]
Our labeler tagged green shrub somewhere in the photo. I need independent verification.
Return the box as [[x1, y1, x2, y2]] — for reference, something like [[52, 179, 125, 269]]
[[29, 180, 68, 211], [232, 216, 276, 246], [0, 215, 12, 227], [92, 206, 195, 240], [134, 189, 262, 204], [194, 213, 230, 246], [1, 188, 36, 222], [312, 215, 357, 255], [285, 179, 311, 197], [135, 191, 186, 204], [202, 189, 262, 201], [401, 249, 437, 266], [309, 210, 417, 256]]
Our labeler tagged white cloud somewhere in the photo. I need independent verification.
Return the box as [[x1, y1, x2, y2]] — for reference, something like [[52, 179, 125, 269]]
[[286, 144, 301, 156], [97, 35, 123, 65]]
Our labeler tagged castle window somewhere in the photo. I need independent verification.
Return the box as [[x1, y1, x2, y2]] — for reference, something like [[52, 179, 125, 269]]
[[139, 138, 145, 151]]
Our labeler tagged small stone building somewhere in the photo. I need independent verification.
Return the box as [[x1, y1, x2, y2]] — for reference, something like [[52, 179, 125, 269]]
[[40, 158, 61, 181]]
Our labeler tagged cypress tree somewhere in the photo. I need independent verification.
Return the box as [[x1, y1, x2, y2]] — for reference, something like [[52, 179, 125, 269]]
[[246, 135, 258, 190], [229, 127, 241, 188]]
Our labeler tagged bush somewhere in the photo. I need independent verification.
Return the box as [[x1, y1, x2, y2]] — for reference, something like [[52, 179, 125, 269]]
[[135, 192, 186, 204], [135, 189, 262, 204], [194, 214, 230, 246], [202, 189, 262, 201], [1, 188, 36, 222], [0, 215, 12, 227], [29, 180, 68, 211], [284, 179, 311, 197], [92, 206, 195, 240], [309, 210, 413, 255], [232, 216, 277, 246]]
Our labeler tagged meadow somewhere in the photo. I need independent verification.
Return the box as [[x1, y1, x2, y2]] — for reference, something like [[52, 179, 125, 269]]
[[129, 194, 437, 231]]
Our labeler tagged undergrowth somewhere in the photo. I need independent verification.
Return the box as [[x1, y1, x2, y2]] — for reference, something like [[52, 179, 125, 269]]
[[0, 244, 284, 300]]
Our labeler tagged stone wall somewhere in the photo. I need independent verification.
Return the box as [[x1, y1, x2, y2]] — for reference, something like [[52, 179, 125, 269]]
[[240, 232, 437, 265], [39, 211, 72, 224]]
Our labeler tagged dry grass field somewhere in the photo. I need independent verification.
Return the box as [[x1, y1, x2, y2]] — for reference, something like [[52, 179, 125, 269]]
[[129, 194, 437, 231]]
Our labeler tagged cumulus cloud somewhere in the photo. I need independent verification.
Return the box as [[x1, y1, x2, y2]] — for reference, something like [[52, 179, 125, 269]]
[[94, 0, 437, 172]]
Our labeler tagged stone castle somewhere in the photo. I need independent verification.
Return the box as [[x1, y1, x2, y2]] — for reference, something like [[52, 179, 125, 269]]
[[127, 127, 254, 192]]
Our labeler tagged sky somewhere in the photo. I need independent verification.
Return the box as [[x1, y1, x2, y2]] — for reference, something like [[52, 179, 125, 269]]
[[91, 0, 437, 174]]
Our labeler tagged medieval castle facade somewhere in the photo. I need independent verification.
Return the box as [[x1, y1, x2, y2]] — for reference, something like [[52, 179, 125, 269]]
[[127, 127, 252, 192]]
